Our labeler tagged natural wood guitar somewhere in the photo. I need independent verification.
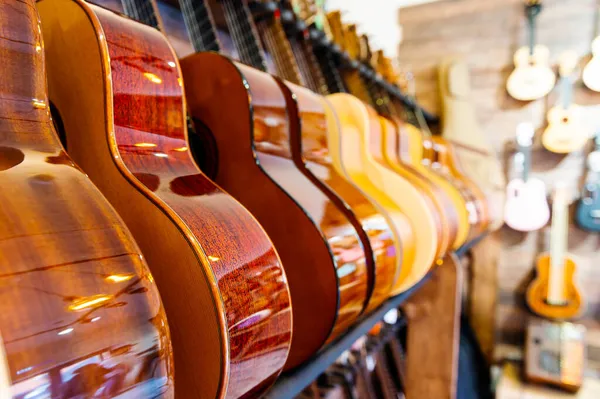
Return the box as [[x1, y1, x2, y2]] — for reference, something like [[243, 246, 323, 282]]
[[439, 57, 505, 231], [179, 0, 370, 369], [526, 184, 583, 320], [506, 0, 556, 101], [0, 1, 173, 396], [38, 0, 293, 397], [542, 52, 589, 154]]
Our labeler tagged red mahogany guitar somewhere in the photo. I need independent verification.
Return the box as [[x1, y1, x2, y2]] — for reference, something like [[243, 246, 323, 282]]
[[0, 1, 173, 397], [179, 0, 371, 369], [38, 0, 292, 397]]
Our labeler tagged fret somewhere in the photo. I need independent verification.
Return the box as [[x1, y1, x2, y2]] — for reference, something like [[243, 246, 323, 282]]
[[295, 35, 329, 95], [221, 0, 268, 71], [121, 0, 161, 29], [290, 37, 318, 91], [255, 14, 304, 85], [313, 45, 346, 94], [179, 0, 221, 53]]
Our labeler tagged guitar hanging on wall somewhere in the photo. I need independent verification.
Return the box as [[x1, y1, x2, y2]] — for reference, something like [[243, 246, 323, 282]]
[[582, 4, 600, 91], [542, 52, 589, 154], [504, 123, 550, 231], [506, 0, 556, 101], [526, 183, 583, 320], [576, 134, 600, 232]]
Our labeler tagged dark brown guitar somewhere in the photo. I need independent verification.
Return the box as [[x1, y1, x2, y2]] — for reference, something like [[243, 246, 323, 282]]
[[0, 1, 173, 397], [179, 0, 371, 369], [38, 0, 292, 397]]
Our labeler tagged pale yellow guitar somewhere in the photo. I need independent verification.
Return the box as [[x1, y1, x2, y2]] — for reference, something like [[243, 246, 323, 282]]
[[542, 52, 589, 154], [323, 94, 438, 294], [439, 57, 506, 231], [506, 1, 556, 101], [583, 12, 600, 92]]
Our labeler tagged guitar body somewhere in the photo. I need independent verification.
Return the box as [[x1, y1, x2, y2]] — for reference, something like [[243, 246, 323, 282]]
[[575, 194, 600, 232], [181, 52, 370, 370], [583, 37, 600, 91], [0, 2, 174, 397], [542, 106, 588, 153], [327, 93, 438, 294], [439, 57, 506, 230], [503, 178, 550, 231], [431, 136, 490, 236], [280, 82, 398, 313], [506, 45, 556, 101], [399, 123, 471, 249], [39, 3, 292, 398], [526, 254, 583, 320], [381, 119, 460, 255]]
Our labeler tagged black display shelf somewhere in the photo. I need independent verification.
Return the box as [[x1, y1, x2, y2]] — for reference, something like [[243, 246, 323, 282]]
[[263, 233, 487, 398]]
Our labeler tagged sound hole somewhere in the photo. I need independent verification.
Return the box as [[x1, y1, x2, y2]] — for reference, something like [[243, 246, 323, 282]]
[[50, 101, 67, 150], [0, 147, 25, 171], [562, 116, 569, 123], [189, 117, 219, 181]]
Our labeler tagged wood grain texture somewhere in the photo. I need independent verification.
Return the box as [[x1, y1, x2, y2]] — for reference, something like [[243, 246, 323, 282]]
[[180, 52, 369, 370], [279, 80, 397, 314], [38, 1, 292, 398], [399, 0, 600, 362], [0, 0, 173, 397]]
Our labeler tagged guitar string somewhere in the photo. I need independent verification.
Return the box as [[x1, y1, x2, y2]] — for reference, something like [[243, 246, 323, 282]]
[[222, 0, 267, 71], [180, 0, 220, 52]]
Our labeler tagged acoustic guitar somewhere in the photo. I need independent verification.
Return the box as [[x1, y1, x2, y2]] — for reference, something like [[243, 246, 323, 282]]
[[526, 183, 583, 320], [506, 0, 556, 101], [0, 1, 173, 397], [250, 0, 400, 313], [179, 0, 371, 370], [583, 7, 600, 92], [38, 0, 294, 397], [575, 134, 600, 232], [542, 52, 589, 154], [504, 123, 550, 231], [439, 57, 506, 231]]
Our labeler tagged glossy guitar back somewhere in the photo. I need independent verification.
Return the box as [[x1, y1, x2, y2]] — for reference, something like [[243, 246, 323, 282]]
[[1, 1, 173, 397], [39, 2, 292, 397], [280, 82, 398, 313], [327, 93, 438, 294], [180, 52, 369, 370]]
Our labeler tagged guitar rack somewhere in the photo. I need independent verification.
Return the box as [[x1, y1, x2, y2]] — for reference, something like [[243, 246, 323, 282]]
[[247, 0, 440, 126], [264, 232, 487, 398]]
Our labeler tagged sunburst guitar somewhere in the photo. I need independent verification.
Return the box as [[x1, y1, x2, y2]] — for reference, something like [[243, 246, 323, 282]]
[[506, 0, 556, 101], [542, 52, 589, 154]]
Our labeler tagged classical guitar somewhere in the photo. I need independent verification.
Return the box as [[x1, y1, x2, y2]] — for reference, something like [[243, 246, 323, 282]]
[[439, 57, 506, 231], [542, 52, 589, 154], [250, 0, 400, 313], [179, 0, 371, 369], [504, 123, 550, 231], [38, 0, 293, 397], [583, 6, 600, 92], [506, 0, 556, 101], [575, 134, 600, 232], [0, 1, 173, 396], [526, 183, 583, 320]]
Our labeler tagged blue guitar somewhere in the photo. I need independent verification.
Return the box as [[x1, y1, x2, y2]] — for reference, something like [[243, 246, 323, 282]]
[[576, 135, 600, 232]]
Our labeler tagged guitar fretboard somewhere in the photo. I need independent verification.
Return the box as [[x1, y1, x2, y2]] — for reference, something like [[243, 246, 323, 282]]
[[179, 0, 221, 53], [221, 0, 268, 72], [313, 45, 346, 94], [547, 188, 569, 306], [121, 0, 161, 29]]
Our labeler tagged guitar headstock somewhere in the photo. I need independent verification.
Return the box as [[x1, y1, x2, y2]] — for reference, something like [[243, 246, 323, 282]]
[[326, 11, 346, 49], [343, 24, 361, 61], [558, 50, 579, 77], [358, 34, 374, 66]]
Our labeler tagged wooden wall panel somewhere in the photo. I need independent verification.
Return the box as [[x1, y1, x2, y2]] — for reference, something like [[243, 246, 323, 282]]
[[399, 0, 600, 362]]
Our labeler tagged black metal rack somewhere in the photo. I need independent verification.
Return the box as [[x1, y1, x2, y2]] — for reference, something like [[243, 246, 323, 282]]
[[263, 233, 487, 399]]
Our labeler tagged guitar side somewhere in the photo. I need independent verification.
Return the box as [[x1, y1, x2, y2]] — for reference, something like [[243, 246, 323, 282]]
[[39, 2, 292, 397], [0, 1, 173, 396]]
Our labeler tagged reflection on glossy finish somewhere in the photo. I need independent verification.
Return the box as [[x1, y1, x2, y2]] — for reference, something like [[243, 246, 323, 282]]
[[38, 2, 292, 398], [281, 82, 397, 313], [180, 52, 356, 370], [0, 1, 173, 398]]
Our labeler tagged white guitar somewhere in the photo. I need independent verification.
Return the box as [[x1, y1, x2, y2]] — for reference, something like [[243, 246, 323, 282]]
[[504, 123, 550, 231], [583, 11, 600, 92], [506, 0, 556, 101], [542, 52, 589, 154]]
